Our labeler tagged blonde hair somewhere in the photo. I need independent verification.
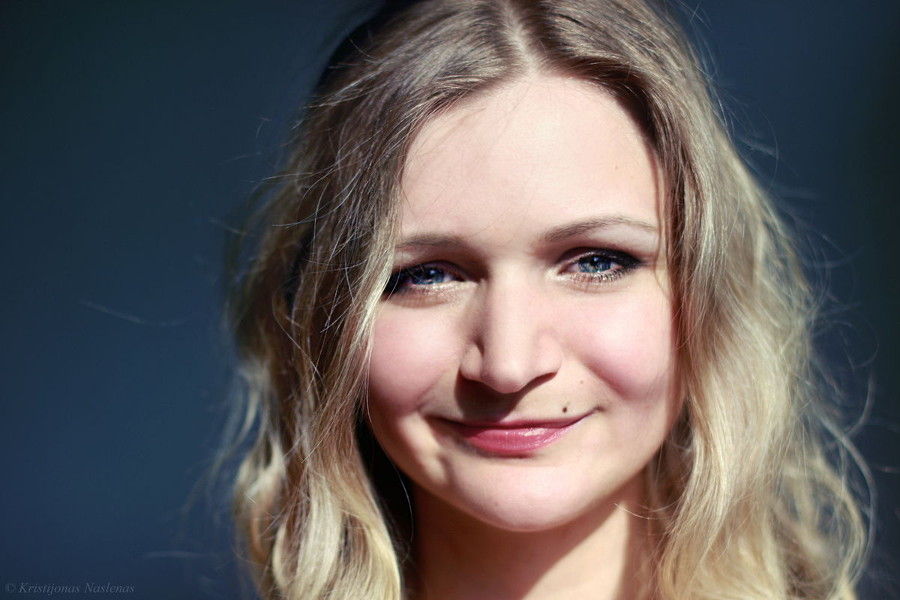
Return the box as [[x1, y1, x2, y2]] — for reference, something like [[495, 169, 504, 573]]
[[224, 0, 871, 598]]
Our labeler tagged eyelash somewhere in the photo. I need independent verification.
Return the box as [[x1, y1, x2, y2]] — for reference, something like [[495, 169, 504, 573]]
[[383, 249, 641, 296]]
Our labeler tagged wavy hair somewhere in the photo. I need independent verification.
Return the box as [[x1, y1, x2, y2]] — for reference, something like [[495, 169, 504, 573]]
[[224, 0, 871, 597]]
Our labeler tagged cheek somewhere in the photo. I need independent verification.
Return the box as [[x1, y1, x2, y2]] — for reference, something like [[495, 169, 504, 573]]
[[563, 287, 679, 471], [368, 307, 459, 414], [567, 287, 675, 403]]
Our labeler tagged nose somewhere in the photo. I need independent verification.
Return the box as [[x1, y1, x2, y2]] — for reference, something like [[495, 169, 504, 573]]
[[458, 279, 563, 395]]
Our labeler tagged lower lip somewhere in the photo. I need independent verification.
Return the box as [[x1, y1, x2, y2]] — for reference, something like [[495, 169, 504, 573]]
[[437, 416, 588, 457]]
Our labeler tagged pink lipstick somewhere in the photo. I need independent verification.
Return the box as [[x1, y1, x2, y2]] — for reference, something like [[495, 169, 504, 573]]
[[435, 414, 589, 456]]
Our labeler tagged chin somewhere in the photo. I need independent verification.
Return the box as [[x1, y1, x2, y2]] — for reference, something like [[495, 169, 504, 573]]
[[424, 469, 627, 534]]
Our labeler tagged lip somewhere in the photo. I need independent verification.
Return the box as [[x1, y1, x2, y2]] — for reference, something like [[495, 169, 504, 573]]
[[434, 413, 591, 457]]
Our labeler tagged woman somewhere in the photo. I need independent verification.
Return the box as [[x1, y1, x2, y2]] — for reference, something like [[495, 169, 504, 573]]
[[225, 0, 870, 598]]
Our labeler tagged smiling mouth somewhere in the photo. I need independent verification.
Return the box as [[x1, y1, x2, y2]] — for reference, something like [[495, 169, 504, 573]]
[[433, 413, 592, 457]]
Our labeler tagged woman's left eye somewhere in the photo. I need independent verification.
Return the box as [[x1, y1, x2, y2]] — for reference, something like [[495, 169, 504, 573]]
[[565, 250, 640, 283]]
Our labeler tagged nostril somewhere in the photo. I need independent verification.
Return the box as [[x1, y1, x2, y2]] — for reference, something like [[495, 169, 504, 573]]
[[466, 365, 559, 397]]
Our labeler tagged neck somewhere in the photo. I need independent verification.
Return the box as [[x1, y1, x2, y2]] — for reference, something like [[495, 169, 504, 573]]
[[407, 478, 655, 600]]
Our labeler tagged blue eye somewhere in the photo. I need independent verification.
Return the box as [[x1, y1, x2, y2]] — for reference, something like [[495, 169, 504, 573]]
[[577, 254, 615, 273], [569, 250, 639, 283], [385, 264, 457, 295]]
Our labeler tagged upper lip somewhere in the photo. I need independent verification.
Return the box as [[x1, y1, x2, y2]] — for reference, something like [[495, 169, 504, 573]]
[[437, 412, 591, 429]]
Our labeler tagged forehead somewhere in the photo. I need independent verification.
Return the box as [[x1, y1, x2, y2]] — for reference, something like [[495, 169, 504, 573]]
[[399, 73, 662, 243]]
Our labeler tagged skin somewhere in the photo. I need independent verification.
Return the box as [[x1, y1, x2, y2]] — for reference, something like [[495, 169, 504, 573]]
[[367, 72, 681, 600]]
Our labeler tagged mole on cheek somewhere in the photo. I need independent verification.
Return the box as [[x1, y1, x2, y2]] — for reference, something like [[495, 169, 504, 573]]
[[563, 405, 568, 413]]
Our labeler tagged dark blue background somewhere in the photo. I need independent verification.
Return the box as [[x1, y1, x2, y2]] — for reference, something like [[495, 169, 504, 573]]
[[1, 1, 897, 598]]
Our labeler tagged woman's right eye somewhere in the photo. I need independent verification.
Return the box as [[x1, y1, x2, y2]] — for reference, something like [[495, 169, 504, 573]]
[[384, 264, 461, 295]]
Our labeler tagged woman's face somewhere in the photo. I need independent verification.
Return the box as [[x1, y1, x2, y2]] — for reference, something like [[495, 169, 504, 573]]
[[367, 73, 681, 532]]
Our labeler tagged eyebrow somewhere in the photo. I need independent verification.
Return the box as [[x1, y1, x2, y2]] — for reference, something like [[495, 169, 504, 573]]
[[540, 216, 658, 243], [395, 215, 658, 250]]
